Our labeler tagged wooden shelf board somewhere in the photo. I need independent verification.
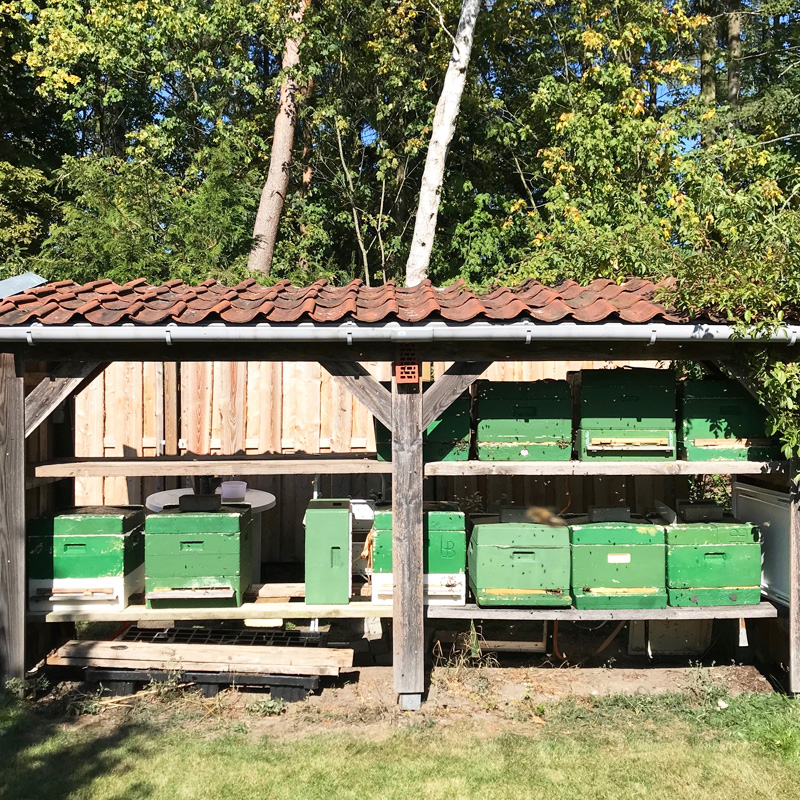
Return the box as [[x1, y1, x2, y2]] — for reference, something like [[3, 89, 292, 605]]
[[427, 602, 779, 621], [28, 598, 393, 623], [32, 457, 789, 479], [424, 461, 789, 477], [29, 600, 779, 624], [33, 455, 393, 478]]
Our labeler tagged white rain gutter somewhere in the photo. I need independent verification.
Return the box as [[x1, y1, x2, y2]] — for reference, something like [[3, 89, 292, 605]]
[[0, 320, 798, 347]]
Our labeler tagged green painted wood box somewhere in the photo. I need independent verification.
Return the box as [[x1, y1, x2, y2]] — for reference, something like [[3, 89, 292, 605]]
[[666, 519, 762, 606], [577, 369, 676, 461], [145, 506, 252, 608], [467, 523, 572, 607], [27, 506, 145, 611], [371, 503, 466, 575], [376, 382, 470, 462], [475, 380, 572, 461], [304, 499, 352, 605], [679, 379, 781, 461], [569, 519, 667, 609]]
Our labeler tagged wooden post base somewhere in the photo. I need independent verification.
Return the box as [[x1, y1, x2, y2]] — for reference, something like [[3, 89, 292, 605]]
[[398, 692, 422, 711]]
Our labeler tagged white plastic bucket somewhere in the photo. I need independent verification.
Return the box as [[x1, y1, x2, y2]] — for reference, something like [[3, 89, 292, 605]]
[[220, 481, 247, 503]]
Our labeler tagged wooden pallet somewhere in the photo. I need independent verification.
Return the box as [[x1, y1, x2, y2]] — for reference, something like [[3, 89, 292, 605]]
[[48, 639, 354, 678]]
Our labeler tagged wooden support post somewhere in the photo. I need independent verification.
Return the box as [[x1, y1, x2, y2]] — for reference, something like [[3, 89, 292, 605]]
[[391, 360, 424, 709], [790, 458, 800, 694], [0, 353, 26, 684]]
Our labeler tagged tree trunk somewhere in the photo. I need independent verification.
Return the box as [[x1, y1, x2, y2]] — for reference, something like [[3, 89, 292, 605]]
[[404, 0, 481, 287], [727, 1, 742, 106], [248, 0, 311, 275], [700, 0, 717, 107]]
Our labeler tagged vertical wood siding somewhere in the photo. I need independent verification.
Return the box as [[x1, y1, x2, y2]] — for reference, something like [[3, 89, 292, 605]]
[[73, 359, 678, 561]]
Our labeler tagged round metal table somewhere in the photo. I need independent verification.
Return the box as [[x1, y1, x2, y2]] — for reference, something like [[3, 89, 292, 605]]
[[144, 488, 276, 583]]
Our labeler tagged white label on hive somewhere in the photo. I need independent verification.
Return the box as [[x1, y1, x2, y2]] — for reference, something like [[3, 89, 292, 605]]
[[608, 553, 631, 564]]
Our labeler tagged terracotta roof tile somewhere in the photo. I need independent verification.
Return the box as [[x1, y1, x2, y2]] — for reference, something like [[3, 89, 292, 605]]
[[0, 277, 685, 327]]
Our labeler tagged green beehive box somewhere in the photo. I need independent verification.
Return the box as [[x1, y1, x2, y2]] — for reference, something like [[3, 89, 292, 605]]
[[371, 503, 466, 574], [304, 499, 352, 605], [666, 519, 762, 606], [569, 519, 667, 609], [680, 379, 781, 461], [27, 506, 144, 581], [475, 380, 572, 461], [467, 523, 572, 607], [145, 506, 252, 608], [577, 369, 676, 461], [376, 383, 470, 461]]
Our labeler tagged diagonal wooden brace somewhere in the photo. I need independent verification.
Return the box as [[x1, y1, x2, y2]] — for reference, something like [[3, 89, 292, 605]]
[[319, 360, 393, 431], [25, 361, 107, 438], [421, 361, 492, 430]]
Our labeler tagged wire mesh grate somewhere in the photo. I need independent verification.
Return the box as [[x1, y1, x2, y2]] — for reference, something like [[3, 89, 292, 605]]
[[116, 626, 326, 648]]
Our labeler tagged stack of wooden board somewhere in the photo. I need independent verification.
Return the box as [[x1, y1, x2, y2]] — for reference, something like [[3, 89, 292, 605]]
[[48, 639, 354, 677]]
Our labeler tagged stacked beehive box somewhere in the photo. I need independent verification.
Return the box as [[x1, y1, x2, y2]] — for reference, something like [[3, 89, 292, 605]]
[[27, 507, 145, 611], [144, 506, 252, 608], [371, 502, 466, 605], [467, 521, 572, 607], [665, 504, 762, 607], [680, 378, 781, 461], [569, 514, 667, 609], [577, 369, 676, 461], [474, 380, 572, 461]]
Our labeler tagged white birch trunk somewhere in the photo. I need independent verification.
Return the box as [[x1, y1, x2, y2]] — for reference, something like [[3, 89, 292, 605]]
[[405, 0, 482, 286], [248, 0, 311, 274]]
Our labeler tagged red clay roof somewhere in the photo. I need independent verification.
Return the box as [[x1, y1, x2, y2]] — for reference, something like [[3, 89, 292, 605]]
[[0, 277, 682, 326]]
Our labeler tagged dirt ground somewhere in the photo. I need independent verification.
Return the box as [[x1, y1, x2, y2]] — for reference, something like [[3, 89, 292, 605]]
[[40, 616, 778, 740]]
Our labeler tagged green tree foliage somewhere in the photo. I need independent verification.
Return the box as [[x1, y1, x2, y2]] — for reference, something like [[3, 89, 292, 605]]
[[0, 0, 797, 297]]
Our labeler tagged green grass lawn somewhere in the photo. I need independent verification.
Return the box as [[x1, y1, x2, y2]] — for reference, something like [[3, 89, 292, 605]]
[[2, 689, 800, 800]]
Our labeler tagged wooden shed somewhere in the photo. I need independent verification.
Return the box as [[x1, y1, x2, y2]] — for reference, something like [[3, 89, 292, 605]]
[[0, 277, 797, 709]]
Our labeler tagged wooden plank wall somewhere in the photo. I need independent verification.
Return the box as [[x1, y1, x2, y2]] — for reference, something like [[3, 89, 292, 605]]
[[73, 359, 685, 562]]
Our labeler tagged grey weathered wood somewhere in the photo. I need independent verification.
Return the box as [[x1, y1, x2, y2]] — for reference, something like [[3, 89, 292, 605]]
[[421, 360, 492, 430], [0, 353, 26, 684], [30, 598, 394, 623], [392, 375, 425, 701], [34, 455, 393, 478], [319, 361, 393, 430], [13, 340, 780, 367], [790, 459, 800, 694], [424, 460, 788, 477], [24, 361, 105, 438], [427, 602, 779, 622]]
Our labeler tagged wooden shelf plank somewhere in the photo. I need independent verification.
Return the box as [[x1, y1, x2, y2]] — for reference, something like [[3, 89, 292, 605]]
[[424, 461, 789, 477], [27, 598, 394, 623], [32, 457, 790, 479], [33, 455, 393, 478], [427, 602, 779, 621], [29, 600, 779, 624]]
